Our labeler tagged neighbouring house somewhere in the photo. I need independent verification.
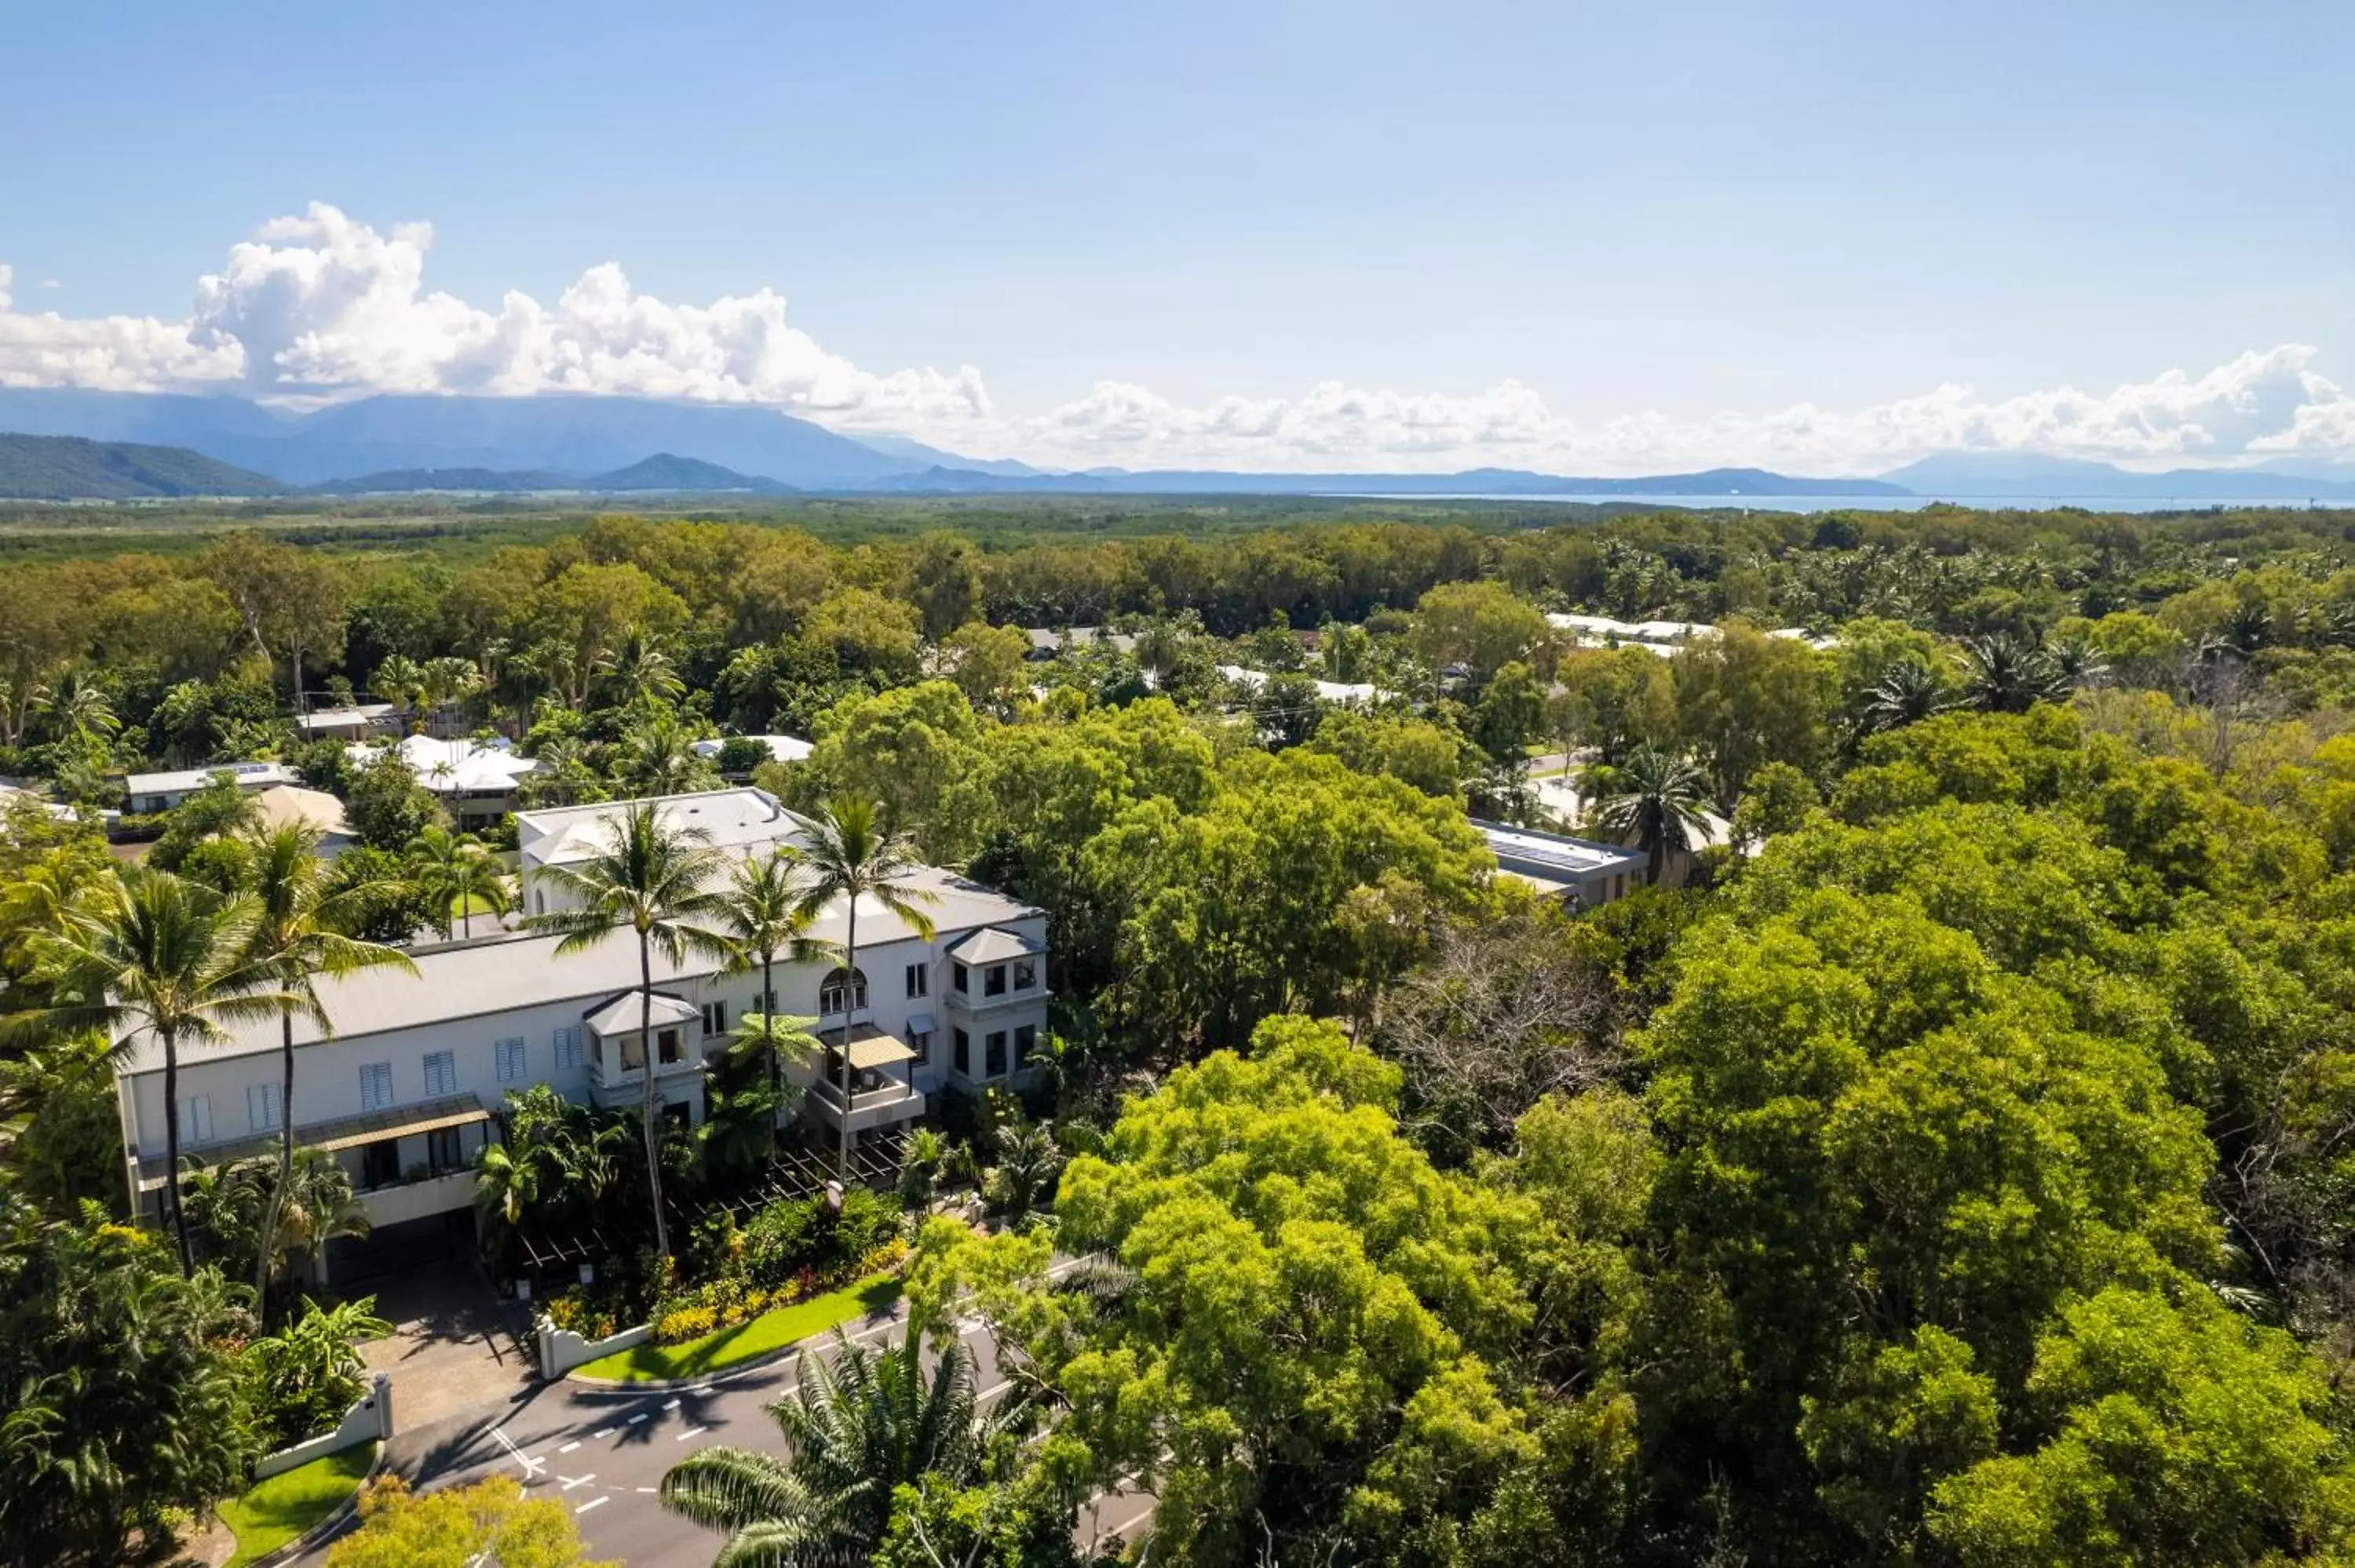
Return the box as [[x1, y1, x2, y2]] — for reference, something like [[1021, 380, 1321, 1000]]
[[691, 734, 813, 772], [350, 734, 541, 830], [1474, 819, 1649, 907], [294, 702, 403, 742], [122, 760, 302, 815], [250, 784, 359, 858], [1529, 773, 1736, 888], [1546, 612, 1839, 657], [1215, 665, 1379, 704], [115, 787, 1050, 1276], [1024, 626, 1137, 660]]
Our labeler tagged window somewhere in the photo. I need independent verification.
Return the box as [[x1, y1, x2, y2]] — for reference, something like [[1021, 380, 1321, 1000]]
[[427, 1125, 464, 1170], [657, 1028, 683, 1065], [534, 889, 546, 916], [495, 1037, 527, 1083], [359, 1062, 394, 1110], [247, 1081, 283, 1132], [985, 965, 1007, 997], [360, 1140, 400, 1190], [984, 1030, 1007, 1078], [179, 1094, 214, 1143], [953, 1027, 971, 1076], [619, 1033, 645, 1070], [423, 1050, 458, 1097], [820, 967, 867, 1016], [553, 1025, 583, 1070], [1013, 1023, 1036, 1070], [1013, 957, 1036, 991], [904, 962, 928, 998], [699, 1001, 727, 1037], [953, 963, 969, 994]]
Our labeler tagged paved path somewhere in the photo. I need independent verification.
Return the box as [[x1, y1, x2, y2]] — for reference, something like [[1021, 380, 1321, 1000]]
[[298, 1303, 1156, 1566]]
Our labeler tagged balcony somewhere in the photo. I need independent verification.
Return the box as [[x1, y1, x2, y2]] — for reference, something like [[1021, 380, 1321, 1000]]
[[807, 1076, 926, 1135], [805, 1024, 926, 1136]]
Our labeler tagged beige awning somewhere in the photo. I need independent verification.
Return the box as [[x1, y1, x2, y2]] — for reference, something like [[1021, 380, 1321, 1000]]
[[136, 1093, 491, 1191], [818, 1022, 919, 1070]]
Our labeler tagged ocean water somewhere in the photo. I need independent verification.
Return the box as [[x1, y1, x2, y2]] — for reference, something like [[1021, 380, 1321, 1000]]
[[1339, 492, 2342, 514]]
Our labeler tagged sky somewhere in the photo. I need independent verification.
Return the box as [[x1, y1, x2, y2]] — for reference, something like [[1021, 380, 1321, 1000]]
[[2, 0, 2352, 475]]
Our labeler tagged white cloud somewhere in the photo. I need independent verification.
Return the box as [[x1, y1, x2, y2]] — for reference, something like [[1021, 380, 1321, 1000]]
[[0, 203, 987, 427], [2, 203, 2353, 474]]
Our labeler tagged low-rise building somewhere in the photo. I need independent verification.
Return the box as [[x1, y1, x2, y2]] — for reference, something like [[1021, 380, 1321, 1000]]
[[1473, 819, 1649, 906], [123, 760, 302, 815], [349, 734, 541, 829], [115, 788, 1049, 1271]]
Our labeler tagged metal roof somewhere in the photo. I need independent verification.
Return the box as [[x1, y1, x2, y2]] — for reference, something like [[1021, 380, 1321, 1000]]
[[947, 926, 1043, 965], [1473, 819, 1648, 880], [582, 991, 701, 1035], [816, 1022, 920, 1070]]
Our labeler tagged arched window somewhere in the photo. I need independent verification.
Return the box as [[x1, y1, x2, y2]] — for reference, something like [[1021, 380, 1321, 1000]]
[[820, 966, 868, 1017]]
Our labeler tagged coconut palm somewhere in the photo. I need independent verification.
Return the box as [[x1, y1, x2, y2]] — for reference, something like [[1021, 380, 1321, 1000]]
[[404, 824, 512, 939], [30, 668, 119, 746], [16, 866, 297, 1274], [791, 798, 938, 1178], [659, 1330, 1003, 1563], [715, 850, 820, 1119], [726, 1010, 820, 1125], [528, 800, 732, 1256], [244, 822, 416, 1304], [1962, 633, 2069, 714], [616, 711, 716, 796], [1590, 745, 1714, 888], [1859, 658, 1958, 735]]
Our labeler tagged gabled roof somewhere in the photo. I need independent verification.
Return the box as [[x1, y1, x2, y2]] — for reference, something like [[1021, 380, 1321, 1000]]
[[582, 991, 701, 1036], [947, 926, 1043, 965], [124, 760, 299, 797]]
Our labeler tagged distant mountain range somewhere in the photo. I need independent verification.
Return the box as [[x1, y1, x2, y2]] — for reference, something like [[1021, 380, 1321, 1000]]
[[1, 387, 2353, 501], [0, 434, 288, 500]]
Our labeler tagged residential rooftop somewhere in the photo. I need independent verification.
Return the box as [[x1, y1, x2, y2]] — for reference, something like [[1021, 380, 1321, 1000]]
[[1473, 819, 1648, 880], [517, 786, 809, 867], [124, 760, 301, 797]]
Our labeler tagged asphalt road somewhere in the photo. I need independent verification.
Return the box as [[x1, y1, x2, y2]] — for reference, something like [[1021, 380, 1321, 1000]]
[[298, 1304, 1156, 1566]]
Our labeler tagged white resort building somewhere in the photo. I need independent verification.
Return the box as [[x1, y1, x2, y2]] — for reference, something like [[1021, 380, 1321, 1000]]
[[111, 787, 1050, 1274]]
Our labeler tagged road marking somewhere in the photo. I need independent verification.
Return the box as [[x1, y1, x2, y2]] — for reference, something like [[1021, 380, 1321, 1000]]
[[676, 1425, 707, 1441], [662, 1398, 681, 1409], [593, 1427, 612, 1437], [626, 1413, 648, 1425], [575, 1496, 608, 1515], [557, 1441, 581, 1453], [489, 1424, 546, 1477], [637, 1486, 658, 1493], [691, 1384, 712, 1395], [560, 1473, 596, 1491]]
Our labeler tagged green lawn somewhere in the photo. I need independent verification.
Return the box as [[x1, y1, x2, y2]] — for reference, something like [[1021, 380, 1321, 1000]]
[[575, 1274, 904, 1382], [217, 1442, 376, 1568]]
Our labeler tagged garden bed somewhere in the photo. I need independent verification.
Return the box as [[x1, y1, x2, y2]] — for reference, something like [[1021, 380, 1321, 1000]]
[[217, 1441, 377, 1567], [574, 1273, 904, 1381]]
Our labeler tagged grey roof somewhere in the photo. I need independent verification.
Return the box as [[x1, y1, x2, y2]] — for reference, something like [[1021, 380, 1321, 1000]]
[[115, 866, 1040, 1076], [583, 991, 700, 1035], [1473, 819, 1648, 880], [947, 926, 1044, 964], [519, 788, 810, 868], [124, 761, 299, 797]]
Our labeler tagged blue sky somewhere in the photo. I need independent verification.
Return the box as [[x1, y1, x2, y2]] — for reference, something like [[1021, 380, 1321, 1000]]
[[2, 0, 2352, 472]]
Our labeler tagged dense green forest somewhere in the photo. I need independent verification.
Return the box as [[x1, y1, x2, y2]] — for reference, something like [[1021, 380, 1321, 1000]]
[[8, 498, 2355, 1563]]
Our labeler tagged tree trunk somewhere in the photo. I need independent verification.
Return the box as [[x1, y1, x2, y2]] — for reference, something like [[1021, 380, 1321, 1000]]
[[159, 1026, 193, 1278], [761, 949, 780, 1132], [839, 898, 858, 1180], [254, 1003, 297, 1311], [639, 930, 670, 1257]]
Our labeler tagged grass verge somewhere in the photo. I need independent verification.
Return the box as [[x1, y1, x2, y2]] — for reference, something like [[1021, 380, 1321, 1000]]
[[575, 1273, 904, 1382], [217, 1441, 376, 1568]]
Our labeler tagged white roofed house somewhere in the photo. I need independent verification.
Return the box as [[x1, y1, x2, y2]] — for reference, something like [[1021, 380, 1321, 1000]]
[[1473, 819, 1649, 908], [112, 787, 1050, 1275], [350, 733, 541, 829], [122, 760, 301, 815]]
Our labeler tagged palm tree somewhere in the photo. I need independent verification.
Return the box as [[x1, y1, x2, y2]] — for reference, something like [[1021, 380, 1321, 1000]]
[[616, 711, 716, 796], [1962, 633, 2068, 713], [528, 800, 732, 1256], [791, 799, 938, 1179], [30, 668, 119, 747], [1860, 659, 1957, 735], [245, 822, 416, 1304], [660, 1330, 1002, 1563], [1590, 745, 1714, 888], [16, 866, 296, 1274], [715, 850, 819, 1119], [404, 824, 512, 939], [726, 1009, 820, 1124]]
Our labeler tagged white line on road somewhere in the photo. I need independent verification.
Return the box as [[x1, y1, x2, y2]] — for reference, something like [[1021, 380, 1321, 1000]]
[[662, 1398, 681, 1409], [557, 1441, 581, 1453], [575, 1496, 608, 1515], [489, 1424, 546, 1477], [676, 1425, 707, 1441], [691, 1384, 712, 1394], [637, 1486, 658, 1493], [593, 1427, 613, 1438], [626, 1413, 648, 1425], [560, 1473, 596, 1491]]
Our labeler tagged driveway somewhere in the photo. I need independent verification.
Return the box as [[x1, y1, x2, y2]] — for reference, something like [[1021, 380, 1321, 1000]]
[[353, 1257, 538, 1432]]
